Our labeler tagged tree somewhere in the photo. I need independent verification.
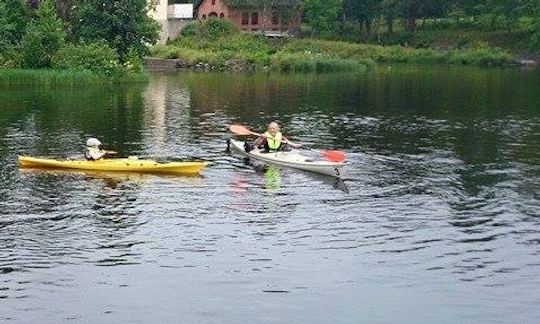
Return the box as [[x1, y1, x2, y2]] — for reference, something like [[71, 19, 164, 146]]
[[304, 0, 342, 37], [342, 0, 382, 38], [0, 0, 29, 46], [22, 0, 66, 68], [73, 0, 160, 59], [529, 0, 540, 51], [381, 0, 400, 35], [484, 0, 525, 31], [0, 2, 17, 51], [54, 0, 75, 26]]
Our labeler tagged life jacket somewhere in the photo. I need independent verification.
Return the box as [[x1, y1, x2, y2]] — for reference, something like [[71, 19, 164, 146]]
[[264, 131, 283, 151]]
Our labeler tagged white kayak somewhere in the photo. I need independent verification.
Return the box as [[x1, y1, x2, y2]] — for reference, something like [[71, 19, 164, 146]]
[[229, 139, 346, 178]]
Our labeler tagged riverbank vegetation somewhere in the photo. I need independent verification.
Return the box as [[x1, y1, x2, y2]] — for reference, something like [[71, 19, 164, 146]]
[[0, 0, 158, 85], [151, 19, 514, 72], [179, 0, 539, 56], [302, 0, 540, 55]]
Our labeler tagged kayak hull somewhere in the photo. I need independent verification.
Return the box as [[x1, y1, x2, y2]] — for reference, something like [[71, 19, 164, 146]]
[[18, 156, 209, 175], [230, 139, 345, 178]]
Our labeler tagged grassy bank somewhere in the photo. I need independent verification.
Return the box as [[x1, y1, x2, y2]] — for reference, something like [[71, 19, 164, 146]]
[[320, 17, 535, 56], [0, 69, 148, 86], [151, 33, 373, 73], [150, 20, 515, 72]]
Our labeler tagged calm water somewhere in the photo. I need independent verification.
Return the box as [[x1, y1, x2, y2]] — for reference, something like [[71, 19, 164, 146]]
[[1, 66, 539, 323]]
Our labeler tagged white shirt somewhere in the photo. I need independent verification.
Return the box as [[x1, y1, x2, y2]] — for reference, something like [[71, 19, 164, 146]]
[[85, 147, 106, 160]]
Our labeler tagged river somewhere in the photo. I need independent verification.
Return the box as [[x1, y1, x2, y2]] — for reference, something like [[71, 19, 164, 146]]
[[1, 66, 539, 323]]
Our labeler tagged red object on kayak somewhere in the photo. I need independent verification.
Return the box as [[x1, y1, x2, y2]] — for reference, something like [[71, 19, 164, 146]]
[[321, 150, 347, 163]]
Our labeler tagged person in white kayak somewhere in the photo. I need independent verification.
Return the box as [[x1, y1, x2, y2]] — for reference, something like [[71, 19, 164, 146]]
[[85, 138, 116, 161], [253, 121, 301, 153]]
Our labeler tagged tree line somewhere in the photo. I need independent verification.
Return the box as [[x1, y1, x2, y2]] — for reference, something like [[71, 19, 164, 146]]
[[0, 0, 158, 72], [303, 0, 540, 49], [182, 0, 540, 50]]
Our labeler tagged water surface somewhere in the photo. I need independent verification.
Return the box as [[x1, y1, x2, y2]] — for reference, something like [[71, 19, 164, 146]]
[[1, 66, 540, 323]]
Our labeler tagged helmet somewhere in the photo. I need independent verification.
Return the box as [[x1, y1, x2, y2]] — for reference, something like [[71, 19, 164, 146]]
[[86, 138, 102, 147]]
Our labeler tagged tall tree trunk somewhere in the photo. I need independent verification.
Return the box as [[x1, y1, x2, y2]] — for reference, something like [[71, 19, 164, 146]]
[[386, 16, 393, 35], [365, 20, 372, 39]]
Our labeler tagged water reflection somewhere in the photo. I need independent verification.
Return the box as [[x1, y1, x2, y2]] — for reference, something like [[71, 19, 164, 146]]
[[264, 165, 281, 189], [1, 67, 540, 323]]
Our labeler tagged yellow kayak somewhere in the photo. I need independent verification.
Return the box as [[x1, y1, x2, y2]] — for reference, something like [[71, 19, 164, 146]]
[[18, 156, 209, 175]]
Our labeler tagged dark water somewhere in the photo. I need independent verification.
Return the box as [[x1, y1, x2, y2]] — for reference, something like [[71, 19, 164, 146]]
[[1, 66, 539, 323]]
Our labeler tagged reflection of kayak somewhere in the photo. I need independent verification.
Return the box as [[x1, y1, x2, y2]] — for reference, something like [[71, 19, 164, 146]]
[[229, 139, 345, 178], [18, 156, 209, 175]]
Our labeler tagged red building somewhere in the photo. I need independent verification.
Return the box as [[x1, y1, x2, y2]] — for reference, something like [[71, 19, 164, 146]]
[[196, 0, 301, 36]]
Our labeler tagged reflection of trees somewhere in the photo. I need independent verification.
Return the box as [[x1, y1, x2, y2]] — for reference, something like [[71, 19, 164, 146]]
[[177, 68, 540, 165], [0, 84, 147, 158], [0, 84, 147, 205]]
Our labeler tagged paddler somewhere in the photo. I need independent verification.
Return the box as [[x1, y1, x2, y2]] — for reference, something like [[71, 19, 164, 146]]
[[254, 121, 301, 152], [85, 138, 116, 161]]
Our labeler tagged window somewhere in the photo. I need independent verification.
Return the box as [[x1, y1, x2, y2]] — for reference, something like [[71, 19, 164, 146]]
[[220, 13, 224, 18], [272, 12, 279, 25], [241, 12, 249, 25], [209, 11, 218, 17], [202, 14, 206, 20], [251, 12, 258, 25], [211, 0, 216, 5]]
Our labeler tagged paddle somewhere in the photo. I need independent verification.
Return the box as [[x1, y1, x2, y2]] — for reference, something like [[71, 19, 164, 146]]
[[229, 124, 299, 147], [229, 124, 347, 163]]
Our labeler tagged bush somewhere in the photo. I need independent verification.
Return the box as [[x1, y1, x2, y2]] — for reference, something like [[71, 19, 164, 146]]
[[151, 25, 515, 72], [123, 47, 145, 74], [0, 48, 23, 68], [52, 41, 124, 77], [180, 21, 199, 38], [200, 18, 237, 39]]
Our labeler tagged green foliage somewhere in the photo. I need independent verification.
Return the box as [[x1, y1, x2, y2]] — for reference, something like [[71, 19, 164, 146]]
[[199, 18, 237, 39], [52, 41, 123, 77], [22, 0, 66, 68], [0, 49, 23, 68], [0, 0, 28, 47], [0, 2, 16, 51], [529, 0, 540, 51], [270, 52, 370, 72], [181, 21, 199, 37], [73, 0, 159, 59], [124, 47, 146, 74], [303, 0, 342, 36], [0, 69, 147, 86], [152, 20, 514, 71]]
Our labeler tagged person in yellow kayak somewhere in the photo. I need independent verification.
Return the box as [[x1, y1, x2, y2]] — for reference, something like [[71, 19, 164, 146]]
[[254, 122, 301, 153], [85, 138, 116, 161]]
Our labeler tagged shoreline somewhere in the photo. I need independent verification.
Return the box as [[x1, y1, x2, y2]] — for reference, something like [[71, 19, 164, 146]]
[[0, 69, 149, 86], [144, 56, 537, 73]]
